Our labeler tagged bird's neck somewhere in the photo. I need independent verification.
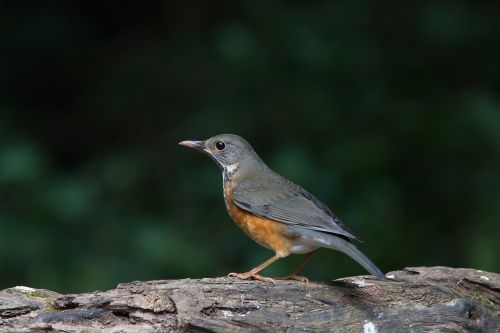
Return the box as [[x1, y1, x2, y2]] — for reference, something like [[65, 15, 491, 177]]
[[222, 163, 241, 185], [222, 157, 268, 186]]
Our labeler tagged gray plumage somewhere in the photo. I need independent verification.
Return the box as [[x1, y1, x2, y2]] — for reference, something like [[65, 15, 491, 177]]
[[231, 165, 384, 278], [232, 175, 359, 241], [179, 133, 384, 278]]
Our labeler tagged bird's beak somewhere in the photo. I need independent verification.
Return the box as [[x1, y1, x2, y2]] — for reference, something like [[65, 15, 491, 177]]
[[178, 140, 204, 151]]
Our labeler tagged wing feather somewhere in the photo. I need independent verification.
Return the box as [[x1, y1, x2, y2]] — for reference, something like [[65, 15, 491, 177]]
[[232, 176, 359, 240]]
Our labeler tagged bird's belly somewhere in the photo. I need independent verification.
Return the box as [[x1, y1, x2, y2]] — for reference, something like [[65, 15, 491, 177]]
[[224, 186, 293, 258], [288, 243, 318, 254]]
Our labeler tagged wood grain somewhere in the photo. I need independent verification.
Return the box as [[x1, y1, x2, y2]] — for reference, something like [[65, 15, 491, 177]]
[[0, 267, 498, 332]]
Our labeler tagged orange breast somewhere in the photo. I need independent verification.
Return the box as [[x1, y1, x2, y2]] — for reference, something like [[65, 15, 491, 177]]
[[224, 183, 292, 258]]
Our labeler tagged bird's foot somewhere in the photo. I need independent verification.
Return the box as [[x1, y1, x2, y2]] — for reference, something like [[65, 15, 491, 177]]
[[228, 272, 276, 284], [275, 274, 309, 284]]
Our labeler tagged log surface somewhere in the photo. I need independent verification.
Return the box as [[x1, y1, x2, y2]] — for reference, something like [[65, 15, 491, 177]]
[[0, 267, 499, 332]]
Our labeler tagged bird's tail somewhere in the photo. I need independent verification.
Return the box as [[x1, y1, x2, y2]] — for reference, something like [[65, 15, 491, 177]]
[[330, 237, 384, 278], [291, 227, 384, 278]]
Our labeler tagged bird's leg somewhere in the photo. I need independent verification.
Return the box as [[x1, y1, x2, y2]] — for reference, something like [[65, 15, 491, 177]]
[[228, 255, 280, 284], [275, 250, 318, 283]]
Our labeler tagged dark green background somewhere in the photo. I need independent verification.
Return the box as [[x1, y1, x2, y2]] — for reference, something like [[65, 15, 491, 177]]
[[1, 2, 499, 293]]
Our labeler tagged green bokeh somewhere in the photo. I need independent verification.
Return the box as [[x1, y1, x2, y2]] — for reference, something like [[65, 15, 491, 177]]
[[0, 1, 498, 292]]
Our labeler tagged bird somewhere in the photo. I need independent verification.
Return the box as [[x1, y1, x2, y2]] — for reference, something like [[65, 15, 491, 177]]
[[179, 134, 384, 283]]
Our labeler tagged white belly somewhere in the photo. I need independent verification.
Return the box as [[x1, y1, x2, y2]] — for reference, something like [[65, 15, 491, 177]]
[[288, 243, 318, 254]]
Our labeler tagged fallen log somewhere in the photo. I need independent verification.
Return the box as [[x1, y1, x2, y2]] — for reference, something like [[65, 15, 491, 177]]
[[0, 266, 498, 332]]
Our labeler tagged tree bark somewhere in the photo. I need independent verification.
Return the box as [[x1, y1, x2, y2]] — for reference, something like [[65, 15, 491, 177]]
[[0, 266, 498, 332]]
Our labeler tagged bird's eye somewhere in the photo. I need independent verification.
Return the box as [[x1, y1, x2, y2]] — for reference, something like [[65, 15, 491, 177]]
[[215, 141, 226, 150]]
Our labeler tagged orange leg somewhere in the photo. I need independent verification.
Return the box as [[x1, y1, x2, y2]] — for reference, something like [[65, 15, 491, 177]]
[[228, 255, 280, 284], [276, 250, 317, 283]]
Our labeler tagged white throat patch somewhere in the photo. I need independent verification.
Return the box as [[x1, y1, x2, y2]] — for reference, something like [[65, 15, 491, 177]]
[[225, 163, 239, 175]]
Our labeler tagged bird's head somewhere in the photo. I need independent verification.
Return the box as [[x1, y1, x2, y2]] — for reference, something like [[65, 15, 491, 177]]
[[179, 134, 266, 178]]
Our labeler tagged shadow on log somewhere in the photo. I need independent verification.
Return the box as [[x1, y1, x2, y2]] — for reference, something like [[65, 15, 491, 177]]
[[0, 267, 499, 332]]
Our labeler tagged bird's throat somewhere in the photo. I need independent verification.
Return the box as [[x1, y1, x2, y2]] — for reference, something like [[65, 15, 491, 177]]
[[223, 163, 239, 180], [225, 163, 239, 175]]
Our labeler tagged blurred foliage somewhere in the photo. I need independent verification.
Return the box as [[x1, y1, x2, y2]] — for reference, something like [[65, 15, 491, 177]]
[[0, 1, 499, 292]]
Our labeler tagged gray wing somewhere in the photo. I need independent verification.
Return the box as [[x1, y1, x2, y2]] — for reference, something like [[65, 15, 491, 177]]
[[232, 176, 360, 241]]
